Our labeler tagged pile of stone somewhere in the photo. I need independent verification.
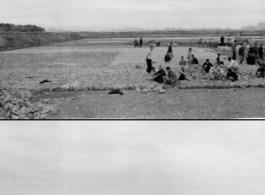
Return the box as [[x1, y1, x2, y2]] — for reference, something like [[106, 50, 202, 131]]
[[217, 46, 232, 51], [0, 89, 58, 119]]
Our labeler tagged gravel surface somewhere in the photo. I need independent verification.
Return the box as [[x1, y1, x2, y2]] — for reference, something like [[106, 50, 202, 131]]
[[30, 88, 265, 119]]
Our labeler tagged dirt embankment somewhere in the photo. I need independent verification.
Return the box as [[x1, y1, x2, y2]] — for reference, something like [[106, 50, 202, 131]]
[[0, 32, 84, 51]]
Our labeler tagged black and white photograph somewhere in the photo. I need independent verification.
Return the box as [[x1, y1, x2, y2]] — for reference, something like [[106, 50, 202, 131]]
[[1, 122, 265, 194], [0, 0, 265, 119]]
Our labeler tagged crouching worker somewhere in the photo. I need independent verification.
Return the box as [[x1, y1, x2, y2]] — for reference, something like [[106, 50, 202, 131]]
[[153, 65, 166, 83], [163, 67, 178, 87], [226, 68, 238, 82], [225, 57, 240, 82], [227, 57, 240, 74], [176, 65, 188, 81], [209, 63, 224, 80], [164, 53, 171, 62], [191, 55, 199, 65], [202, 59, 213, 73], [256, 61, 265, 78]]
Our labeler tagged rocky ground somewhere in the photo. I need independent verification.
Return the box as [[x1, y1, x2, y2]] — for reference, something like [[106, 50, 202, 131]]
[[1, 38, 265, 119], [0, 39, 262, 92]]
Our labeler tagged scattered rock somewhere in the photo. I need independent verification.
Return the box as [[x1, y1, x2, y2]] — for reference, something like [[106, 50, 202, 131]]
[[50, 107, 59, 115], [142, 89, 149, 93], [0, 88, 58, 119]]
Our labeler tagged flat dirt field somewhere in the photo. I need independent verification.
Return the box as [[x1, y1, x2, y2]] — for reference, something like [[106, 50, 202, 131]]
[[0, 38, 227, 90], [30, 88, 265, 119], [1, 38, 265, 119]]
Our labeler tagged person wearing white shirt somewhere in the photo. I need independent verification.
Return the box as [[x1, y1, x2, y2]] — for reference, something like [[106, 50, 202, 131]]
[[227, 57, 240, 81], [228, 57, 239, 71], [146, 45, 154, 73]]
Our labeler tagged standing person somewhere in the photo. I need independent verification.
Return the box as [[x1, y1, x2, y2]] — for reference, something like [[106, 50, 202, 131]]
[[216, 53, 221, 65], [179, 56, 187, 72], [139, 37, 143, 47], [146, 45, 154, 73], [231, 40, 237, 60], [238, 45, 245, 64], [167, 42, 174, 59], [248, 44, 254, 55], [187, 48, 192, 69], [244, 42, 248, 58], [258, 44, 264, 61], [220, 35, 225, 46], [253, 42, 258, 59]]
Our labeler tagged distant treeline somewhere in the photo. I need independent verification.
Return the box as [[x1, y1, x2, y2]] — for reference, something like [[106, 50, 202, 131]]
[[0, 23, 45, 32]]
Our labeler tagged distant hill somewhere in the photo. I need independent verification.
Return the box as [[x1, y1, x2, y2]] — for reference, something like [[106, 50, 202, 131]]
[[240, 22, 265, 31], [0, 23, 45, 32], [102, 23, 265, 32], [106, 27, 148, 32], [103, 26, 238, 32]]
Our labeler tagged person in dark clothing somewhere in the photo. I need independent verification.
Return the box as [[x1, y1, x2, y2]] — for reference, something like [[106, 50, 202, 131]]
[[167, 42, 173, 53], [139, 38, 143, 47], [246, 54, 256, 65], [249, 44, 254, 55], [226, 68, 238, 82], [256, 61, 265, 78], [238, 45, 245, 64], [167, 42, 174, 59], [164, 53, 171, 62], [258, 44, 264, 61], [232, 40, 237, 60], [191, 55, 199, 65], [134, 38, 139, 47], [202, 59, 213, 73], [216, 53, 221, 65], [220, 35, 225, 46], [253, 44, 258, 59], [153, 66, 166, 83]]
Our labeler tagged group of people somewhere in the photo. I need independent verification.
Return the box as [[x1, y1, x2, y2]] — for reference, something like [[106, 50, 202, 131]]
[[220, 34, 236, 46], [145, 43, 265, 87], [237, 41, 264, 65], [133, 38, 143, 47]]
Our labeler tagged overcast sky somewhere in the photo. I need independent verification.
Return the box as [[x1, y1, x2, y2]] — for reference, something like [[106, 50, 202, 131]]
[[0, 122, 265, 195], [1, 0, 265, 30]]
